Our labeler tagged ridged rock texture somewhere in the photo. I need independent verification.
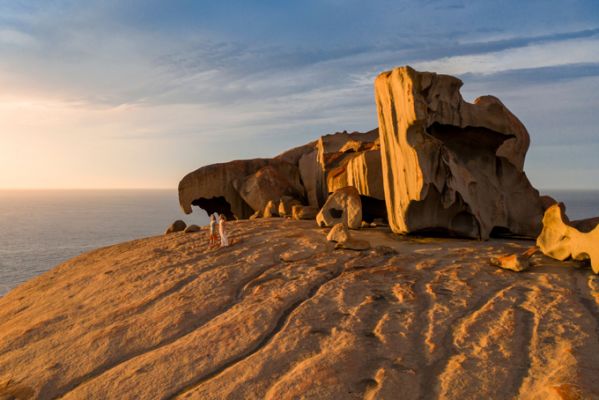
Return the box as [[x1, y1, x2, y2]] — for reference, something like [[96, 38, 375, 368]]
[[374, 66, 545, 239], [2, 219, 599, 399], [537, 204, 599, 273]]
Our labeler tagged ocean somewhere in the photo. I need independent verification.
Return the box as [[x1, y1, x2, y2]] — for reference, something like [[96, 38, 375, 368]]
[[0, 189, 597, 297], [0, 190, 208, 297]]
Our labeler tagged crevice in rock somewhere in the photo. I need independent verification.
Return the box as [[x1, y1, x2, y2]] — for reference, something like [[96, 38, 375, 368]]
[[360, 195, 387, 223], [167, 266, 346, 399]]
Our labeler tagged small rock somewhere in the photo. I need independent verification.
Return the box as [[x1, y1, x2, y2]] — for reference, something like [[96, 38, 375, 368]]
[[327, 223, 350, 243], [490, 254, 529, 272], [263, 200, 279, 218], [361, 221, 370, 228], [165, 220, 186, 234], [184, 224, 201, 233]]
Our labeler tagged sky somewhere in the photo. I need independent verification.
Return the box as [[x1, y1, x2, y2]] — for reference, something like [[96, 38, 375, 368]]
[[0, 0, 598, 189]]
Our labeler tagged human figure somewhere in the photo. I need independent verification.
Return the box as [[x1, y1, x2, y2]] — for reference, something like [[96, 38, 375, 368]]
[[219, 214, 229, 247], [208, 214, 218, 247]]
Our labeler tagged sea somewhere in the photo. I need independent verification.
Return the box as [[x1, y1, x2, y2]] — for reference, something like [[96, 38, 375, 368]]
[[0, 189, 598, 297]]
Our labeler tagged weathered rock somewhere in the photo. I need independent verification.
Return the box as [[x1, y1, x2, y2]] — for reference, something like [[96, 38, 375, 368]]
[[298, 129, 379, 209], [262, 200, 279, 218], [316, 187, 362, 229], [233, 164, 304, 213], [326, 148, 384, 201], [326, 223, 351, 243], [165, 220, 186, 234], [179, 159, 270, 219], [537, 204, 599, 273], [490, 254, 529, 272], [178, 159, 302, 220], [374, 65, 544, 239], [2, 220, 599, 399], [183, 224, 201, 233], [291, 205, 319, 220], [278, 196, 302, 218]]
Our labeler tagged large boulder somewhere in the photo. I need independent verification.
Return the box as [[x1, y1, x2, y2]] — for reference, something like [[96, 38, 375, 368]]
[[178, 159, 271, 219], [537, 204, 599, 273], [178, 159, 303, 220], [233, 164, 304, 213], [374, 65, 544, 239], [316, 187, 362, 229]]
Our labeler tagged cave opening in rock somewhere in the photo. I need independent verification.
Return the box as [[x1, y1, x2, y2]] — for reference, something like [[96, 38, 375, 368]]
[[426, 122, 514, 160], [192, 196, 235, 220], [329, 208, 343, 219], [360, 195, 388, 223]]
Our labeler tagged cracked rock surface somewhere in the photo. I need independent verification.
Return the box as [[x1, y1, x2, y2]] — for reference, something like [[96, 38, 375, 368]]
[[1, 219, 599, 399]]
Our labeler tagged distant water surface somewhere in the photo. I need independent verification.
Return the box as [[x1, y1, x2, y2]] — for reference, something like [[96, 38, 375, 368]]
[[0, 189, 597, 297], [0, 190, 208, 297]]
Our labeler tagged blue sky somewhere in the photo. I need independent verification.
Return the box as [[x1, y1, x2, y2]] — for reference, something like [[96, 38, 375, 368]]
[[0, 0, 598, 189]]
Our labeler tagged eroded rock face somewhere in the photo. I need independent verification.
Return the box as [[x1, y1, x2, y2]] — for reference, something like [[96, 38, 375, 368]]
[[316, 186, 362, 229], [374, 66, 544, 239], [178, 159, 303, 220], [179, 159, 270, 219], [233, 164, 304, 213], [537, 204, 599, 273]]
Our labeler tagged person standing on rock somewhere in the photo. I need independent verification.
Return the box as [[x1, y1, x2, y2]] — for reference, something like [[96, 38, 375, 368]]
[[219, 213, 229, 247], [208, 214, 218, 248]]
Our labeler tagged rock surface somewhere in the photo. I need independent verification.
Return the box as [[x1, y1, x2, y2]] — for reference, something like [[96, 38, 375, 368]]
[[537, 204, 599, 273], [316, 186, 362, 229], [233, 164, 304, 213], [291, 205, 318, 220], [165, 220, 187, 234], [1, 219, 599, 399], [374, 66, 544, 239]]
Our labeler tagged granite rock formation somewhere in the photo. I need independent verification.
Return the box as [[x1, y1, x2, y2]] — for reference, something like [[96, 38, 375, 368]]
[[4, 219, 598, 399], [537, 204, 599, 273], [179, 129, 383, 220], [374, 66, 544, 239], [316, 187, 362, 229]]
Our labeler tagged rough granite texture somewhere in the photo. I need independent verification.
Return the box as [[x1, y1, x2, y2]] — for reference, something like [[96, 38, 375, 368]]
[[1, 219, 598, 399]]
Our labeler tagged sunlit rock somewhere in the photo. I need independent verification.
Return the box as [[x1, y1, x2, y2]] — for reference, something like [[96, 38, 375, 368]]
[[537, 204, 599, 273], [374, 65, 544, 239]]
